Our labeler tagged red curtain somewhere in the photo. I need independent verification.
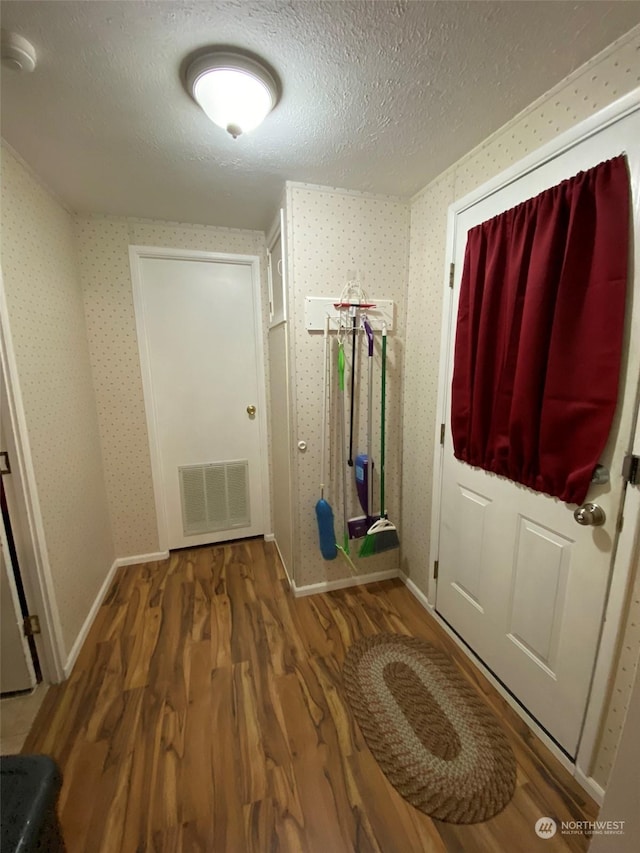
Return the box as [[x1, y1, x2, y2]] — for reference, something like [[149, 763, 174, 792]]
[[451, 155, 630, 504]]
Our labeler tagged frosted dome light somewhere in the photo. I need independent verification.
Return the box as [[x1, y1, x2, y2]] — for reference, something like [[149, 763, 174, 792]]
[[186, 51, 279, 139]]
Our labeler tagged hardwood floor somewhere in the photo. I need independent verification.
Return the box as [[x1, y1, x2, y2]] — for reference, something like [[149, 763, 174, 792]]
[[23, 539, 598, 852]]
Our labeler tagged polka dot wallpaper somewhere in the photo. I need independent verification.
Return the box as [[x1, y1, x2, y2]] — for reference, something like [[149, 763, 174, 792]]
[[0, 145, 114, 658], [1, 23, 638, 790], [285, 183, 409, 588], [403, 27, 640, 788], [75, 216, 269, 558], [596, 583, 640, 783]]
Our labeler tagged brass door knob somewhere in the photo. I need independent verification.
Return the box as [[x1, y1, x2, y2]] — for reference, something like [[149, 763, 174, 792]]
[[246, 405, 256, 417]]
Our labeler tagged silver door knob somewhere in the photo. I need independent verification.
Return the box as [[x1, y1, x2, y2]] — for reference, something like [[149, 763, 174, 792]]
[[573, 502, 606, 526], [246, 405, 256, 417]]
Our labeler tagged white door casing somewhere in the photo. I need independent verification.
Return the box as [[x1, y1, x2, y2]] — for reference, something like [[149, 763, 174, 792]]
[[0, 297, 65, 684], [0, 506, 37, 693], [267, 219, 295, 580], [130, 248, 270, 552], [434, 98, 640, 757], [0, 369, 37, 693]]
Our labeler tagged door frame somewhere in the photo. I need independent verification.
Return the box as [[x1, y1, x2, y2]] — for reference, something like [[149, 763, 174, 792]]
[[265, 210, 295, 583], [0, 499, 37, 692], [429, 87, 640, 797], [129, 246, 271, 553], [0, 270, 66, 683]]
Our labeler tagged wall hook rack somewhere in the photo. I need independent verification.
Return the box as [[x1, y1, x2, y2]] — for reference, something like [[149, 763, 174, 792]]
[[305, 296, 395, 331]]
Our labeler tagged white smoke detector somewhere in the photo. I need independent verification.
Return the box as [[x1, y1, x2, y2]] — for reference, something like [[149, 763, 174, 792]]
[[1, 31, 37, 73]]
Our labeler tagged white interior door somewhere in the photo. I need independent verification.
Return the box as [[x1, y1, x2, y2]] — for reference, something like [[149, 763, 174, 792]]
[[132, 251, 268, 550], [437, 106, 640, 756]]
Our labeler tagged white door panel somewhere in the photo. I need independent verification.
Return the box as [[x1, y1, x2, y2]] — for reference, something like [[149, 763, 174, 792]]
[[437, 107, 640, 755], [507, 517, 572, 673], [134, 254, 267, 550]]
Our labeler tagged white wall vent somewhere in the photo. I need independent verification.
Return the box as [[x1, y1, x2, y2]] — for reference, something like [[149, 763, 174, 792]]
[[179, 460, 250, 536]]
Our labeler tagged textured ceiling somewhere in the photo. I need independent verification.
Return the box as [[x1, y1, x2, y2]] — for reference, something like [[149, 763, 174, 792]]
[[2, 0, 640, 230]]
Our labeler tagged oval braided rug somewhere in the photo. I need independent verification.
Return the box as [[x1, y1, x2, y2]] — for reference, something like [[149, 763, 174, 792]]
[[342, 633, 516, 823]]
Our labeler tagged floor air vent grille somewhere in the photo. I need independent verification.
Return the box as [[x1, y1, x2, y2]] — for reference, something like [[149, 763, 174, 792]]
[[179, 460, 250, 536]]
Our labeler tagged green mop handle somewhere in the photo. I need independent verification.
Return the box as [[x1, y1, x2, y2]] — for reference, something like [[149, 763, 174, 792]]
[[338, 341, 345, 393], [380, 324, 387, 518], [338, 341, 349, 552]]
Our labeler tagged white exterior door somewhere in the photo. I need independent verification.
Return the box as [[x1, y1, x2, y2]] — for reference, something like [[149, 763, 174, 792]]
[[132, 251, 268, 551], [437, 106, 640, 756]]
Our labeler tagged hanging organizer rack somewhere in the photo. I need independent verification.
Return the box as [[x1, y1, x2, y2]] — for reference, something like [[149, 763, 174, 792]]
[[304, 296, 395, 331], [333, 301, 377, 309]]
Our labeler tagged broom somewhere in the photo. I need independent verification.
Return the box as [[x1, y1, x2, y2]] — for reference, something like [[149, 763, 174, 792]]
[[359, 323, 399, 556]]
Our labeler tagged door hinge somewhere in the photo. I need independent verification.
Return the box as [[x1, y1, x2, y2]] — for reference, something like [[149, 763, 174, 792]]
[[449, 262, 455, 289], [440, 423, 445, 445], [622, 454, 640, 486], [23, 615, 41, 637], [433, 560, 439, 580], [266, 248, 274, 317], [0, 451, 10, 475]]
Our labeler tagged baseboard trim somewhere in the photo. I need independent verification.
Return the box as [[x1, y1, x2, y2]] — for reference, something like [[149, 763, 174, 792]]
[[292, 569, 399, 598], [398, 571, 433, 611], [397, 571, 603, 802], [263, 533, 275, 542], [270, 537, 293, 591], [63, 550, 170, 678], [114, 550, 169, 568], [574, 766, 605, 806], [63, 557, 120, 678]]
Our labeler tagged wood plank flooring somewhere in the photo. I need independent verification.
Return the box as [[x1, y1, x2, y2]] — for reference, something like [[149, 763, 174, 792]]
[[23, 539, 598, 852]]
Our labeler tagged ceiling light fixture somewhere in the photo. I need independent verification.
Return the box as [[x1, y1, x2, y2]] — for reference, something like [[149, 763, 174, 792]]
[[186, 50, 279, 139]]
